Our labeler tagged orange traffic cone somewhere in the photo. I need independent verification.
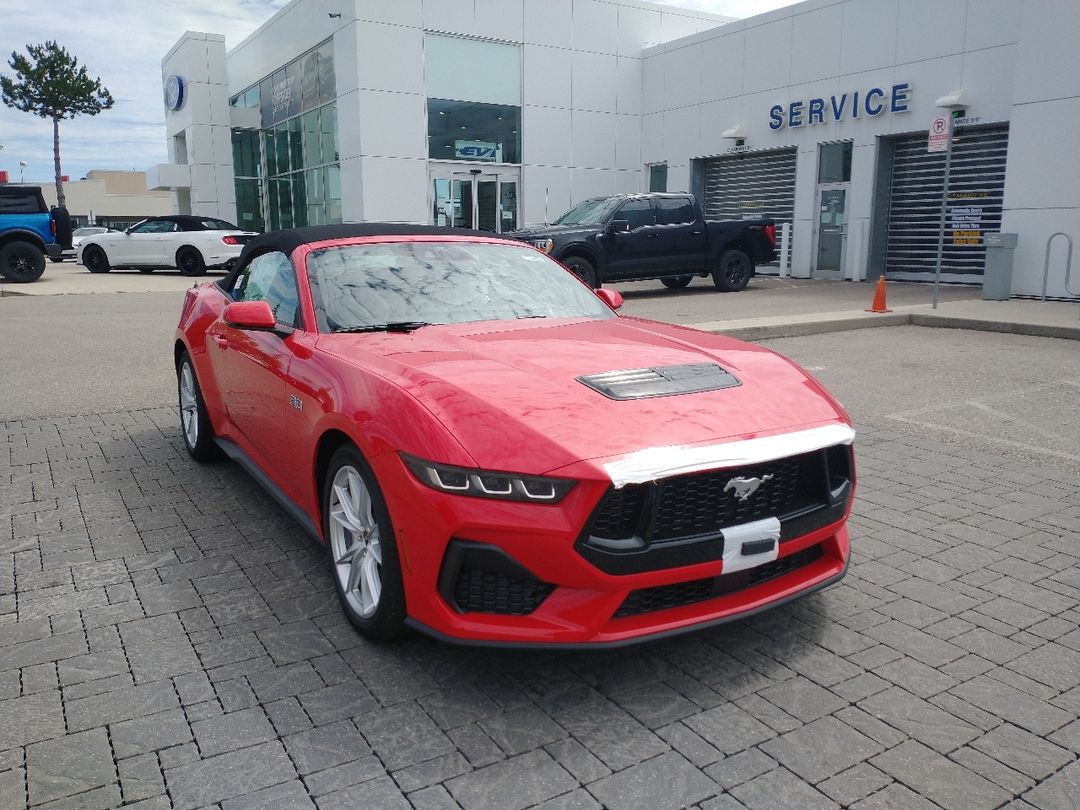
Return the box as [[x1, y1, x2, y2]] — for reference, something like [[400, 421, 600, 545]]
[[866, 275, 892, 313]]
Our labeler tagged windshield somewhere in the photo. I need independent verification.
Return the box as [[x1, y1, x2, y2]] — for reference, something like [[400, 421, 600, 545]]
[[553, 197, 622, 226], [306, 241, 614, 333], [73, 228, 106, 236]]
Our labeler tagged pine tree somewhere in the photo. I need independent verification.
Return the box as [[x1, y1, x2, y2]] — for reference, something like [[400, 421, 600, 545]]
[[1, 41, 114, 208]]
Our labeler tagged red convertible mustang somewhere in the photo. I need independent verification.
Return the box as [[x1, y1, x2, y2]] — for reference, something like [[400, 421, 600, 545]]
[[175, 224, 855, 647]]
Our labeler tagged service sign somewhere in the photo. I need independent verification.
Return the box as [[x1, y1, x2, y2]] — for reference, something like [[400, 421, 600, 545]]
[[454, 140, 501, 161]]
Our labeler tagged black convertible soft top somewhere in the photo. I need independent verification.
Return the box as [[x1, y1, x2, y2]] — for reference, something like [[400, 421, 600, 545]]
[[235, 223, 485, 268]]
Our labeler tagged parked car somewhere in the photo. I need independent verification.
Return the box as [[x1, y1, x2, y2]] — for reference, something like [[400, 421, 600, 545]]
[[66, 226, 116, 259], [174, 223, 855, 646], [0, 186, 72, 282], [78, 215, 257, 276], [508, 192, 776, 291]]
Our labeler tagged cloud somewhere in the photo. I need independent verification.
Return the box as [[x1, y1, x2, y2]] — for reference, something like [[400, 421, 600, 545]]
[[0, 0, 287, 182]]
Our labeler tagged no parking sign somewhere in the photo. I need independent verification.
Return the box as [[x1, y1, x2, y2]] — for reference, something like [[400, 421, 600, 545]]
[[928, 115, 949, 152]]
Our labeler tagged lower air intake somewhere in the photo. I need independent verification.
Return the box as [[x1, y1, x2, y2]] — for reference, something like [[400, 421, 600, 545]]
[[614, 544, 823, 618], [454, 567, 554, 615]]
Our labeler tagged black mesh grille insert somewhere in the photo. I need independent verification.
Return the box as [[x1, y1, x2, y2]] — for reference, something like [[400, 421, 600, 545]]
[[613, 544, 824, 618], [453, 567, 555, 615], [589, 450, 826, 544]]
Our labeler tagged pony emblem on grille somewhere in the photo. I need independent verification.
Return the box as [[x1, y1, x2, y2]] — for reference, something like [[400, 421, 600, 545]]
[[724, 474, 774, 502]]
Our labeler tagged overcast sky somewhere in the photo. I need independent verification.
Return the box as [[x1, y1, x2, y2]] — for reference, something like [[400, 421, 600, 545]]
[[0, 0, 796, 184]]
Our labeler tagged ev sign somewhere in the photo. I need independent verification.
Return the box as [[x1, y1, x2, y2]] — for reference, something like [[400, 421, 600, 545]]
[[454, 140, 501, 161], [928, 115, 950, 153]]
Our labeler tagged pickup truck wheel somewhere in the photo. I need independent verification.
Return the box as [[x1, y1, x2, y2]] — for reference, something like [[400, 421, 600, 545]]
[[177, 247, 207, 277], [0, 241, 46, 283], [713, 249, 752, 292], [83, 245, 111, 273], [661, 275, 692, 290], [563, 256, 598, 288]]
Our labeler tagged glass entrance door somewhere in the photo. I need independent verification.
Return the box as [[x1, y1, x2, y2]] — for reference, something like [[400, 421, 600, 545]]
[[814, 185, 848, 278], [431, 168, 518, 233]]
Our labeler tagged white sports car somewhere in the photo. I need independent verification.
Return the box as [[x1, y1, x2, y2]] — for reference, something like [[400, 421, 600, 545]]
[[78, 215, 258, 276]]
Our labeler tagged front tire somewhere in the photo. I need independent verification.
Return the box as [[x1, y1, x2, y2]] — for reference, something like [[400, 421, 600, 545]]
[[661, 275, 692, 290], [324, 445, 406, 642], [0, 241, 46, 282], [562, 256, 598, 288], [712, 249, 752, 292], [177, 247, 206, 277], [83, 245, 111, 274], [177, 351, 220, 461]]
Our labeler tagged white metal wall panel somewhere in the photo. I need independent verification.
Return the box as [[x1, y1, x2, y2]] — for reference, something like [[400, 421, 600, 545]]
[[884, 125, 1009, 281]]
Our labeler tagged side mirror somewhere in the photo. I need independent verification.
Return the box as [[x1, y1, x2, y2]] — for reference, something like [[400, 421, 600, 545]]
[[605, 219, 630, 236], [596, 288, 624, 310], [224, 300, 277, 331]]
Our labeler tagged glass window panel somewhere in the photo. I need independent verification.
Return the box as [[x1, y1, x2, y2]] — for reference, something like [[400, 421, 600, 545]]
[[306, 168, 324, 204], [292, 171, 307, 227], [426, 99, 520, 163], [267, 177, 280, 230], [301, 51, 319, 113], [303, 109, 321, 167], [320, 103, 337, 164], [259, 77, 274, 128], [326, 165, 341, 203], [317, 41, 336, 103], [283, 60, 302, 120], [818, 141, 852, 183], [425, 35, 520, 105], [264, 130, 277, 176], [275, 123, 291, 175], [276, 176, 293, 229], [289, 116, 304, 171]]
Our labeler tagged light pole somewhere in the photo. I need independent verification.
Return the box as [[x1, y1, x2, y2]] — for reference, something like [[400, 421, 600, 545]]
[[19, 160, 27, 184], [931, 91, 969, 309]]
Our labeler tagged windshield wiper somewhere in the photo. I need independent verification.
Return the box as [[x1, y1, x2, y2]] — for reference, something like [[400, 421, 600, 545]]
[[332, 321, 431, 334]]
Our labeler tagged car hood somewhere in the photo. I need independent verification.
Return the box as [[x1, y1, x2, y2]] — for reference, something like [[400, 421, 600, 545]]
[[319, 317, 849, 476]]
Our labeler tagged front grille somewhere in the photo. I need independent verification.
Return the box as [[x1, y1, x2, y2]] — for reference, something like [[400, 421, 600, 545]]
[[652, 455, 814, 541], [453, 566, 554, 615], [590, 450, 826, 544], [614, 544, 824, 618]]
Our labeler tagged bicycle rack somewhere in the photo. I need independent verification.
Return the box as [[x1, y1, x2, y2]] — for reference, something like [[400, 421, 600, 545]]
[[1041, 232, 1078, 319]]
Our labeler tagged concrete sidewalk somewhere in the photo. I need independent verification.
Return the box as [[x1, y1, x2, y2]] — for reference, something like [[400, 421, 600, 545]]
[[671, 279, 1080, 342]]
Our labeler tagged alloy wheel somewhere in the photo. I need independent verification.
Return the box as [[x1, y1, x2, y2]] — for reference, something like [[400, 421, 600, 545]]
[[179, 362, 199, 447], [328, 465, 383, 618]]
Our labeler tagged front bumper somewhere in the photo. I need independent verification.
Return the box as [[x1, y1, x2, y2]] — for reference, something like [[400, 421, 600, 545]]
[[374, 445, 853, 647]]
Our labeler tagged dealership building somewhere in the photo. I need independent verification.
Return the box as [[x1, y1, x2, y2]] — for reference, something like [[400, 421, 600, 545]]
[[149, 0, 1080, 298]]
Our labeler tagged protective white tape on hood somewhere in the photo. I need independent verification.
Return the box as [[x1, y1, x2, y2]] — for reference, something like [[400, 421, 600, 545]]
[[603, 423, 855, 489]]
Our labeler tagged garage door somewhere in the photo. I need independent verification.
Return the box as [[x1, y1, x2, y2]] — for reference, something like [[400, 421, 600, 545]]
[[703, 148, 796, 268], [884, 124, 1009, 281]]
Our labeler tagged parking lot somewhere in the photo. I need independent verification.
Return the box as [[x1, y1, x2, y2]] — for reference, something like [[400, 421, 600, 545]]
[[2, 283, 1079, 809]]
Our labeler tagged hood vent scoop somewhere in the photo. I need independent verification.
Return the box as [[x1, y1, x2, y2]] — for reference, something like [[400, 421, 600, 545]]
[[577, 362, 740, 401]]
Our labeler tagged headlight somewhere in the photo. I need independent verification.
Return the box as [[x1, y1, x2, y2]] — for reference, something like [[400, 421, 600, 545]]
[[530, 238, 554, 254], [402, 454, 575, 503]]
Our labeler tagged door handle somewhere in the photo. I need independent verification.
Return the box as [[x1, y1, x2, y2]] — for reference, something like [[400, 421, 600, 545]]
[[212, 335, 229, 350]]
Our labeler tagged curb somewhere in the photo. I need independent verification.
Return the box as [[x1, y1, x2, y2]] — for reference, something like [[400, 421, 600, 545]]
[[706, 311, 1080, 342]]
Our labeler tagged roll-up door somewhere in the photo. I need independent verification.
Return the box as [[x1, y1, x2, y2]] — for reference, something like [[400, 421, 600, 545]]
[[884, 124, 1009, 281], [702, 148, 796, 268]]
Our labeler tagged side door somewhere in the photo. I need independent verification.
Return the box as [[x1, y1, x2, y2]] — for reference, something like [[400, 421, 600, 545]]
[[206, 250, 303, 479], [653, 197, 707, 273], [113, 219, 174, 265], [603, 198, 661, 279]]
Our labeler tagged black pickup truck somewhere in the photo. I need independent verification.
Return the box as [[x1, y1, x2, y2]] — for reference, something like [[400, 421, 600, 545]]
[[508, 193, 776, 291]]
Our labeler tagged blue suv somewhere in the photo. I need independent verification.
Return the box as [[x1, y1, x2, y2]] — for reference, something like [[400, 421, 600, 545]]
[[0, 186, 72, 283]]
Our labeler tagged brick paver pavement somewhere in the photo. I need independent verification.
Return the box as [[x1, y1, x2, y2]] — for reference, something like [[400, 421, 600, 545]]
[[2, 408, 1078, 809]]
